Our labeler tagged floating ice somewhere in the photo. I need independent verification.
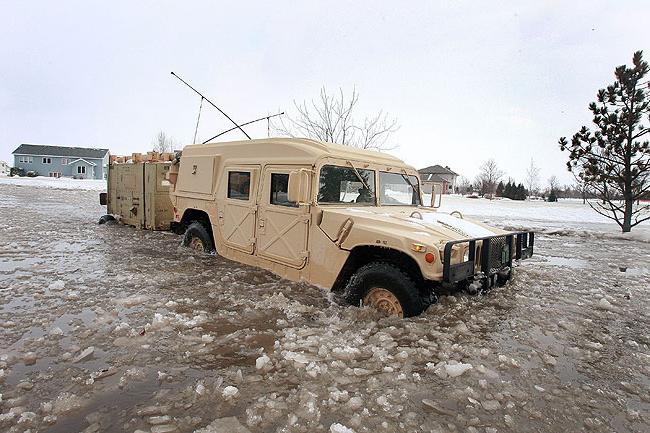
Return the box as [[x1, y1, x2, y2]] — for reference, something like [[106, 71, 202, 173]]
[[222, 386, 239, 399], [255, 354, 271, 370], [330, 423, 356, 433]]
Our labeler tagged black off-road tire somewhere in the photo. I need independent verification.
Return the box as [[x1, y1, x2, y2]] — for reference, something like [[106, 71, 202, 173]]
[[344, 262, 424, 318], [182, 221, 215, 254], [98, 214, 116, 225]]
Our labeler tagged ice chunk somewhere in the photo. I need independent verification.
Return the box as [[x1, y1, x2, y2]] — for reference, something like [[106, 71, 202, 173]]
[[255, 354, 270, 370], [201, 334, 214, 343], [148, 415, 172, 425], [49, 280, 65, 291], [332, 346, 361, 361], [347, 397, 363, 410], [195, 383, 206, 395], [222, 386, 239, 399], [481, 400, 501, 411], [193, 416, 252, 433], [597, 298, 615, 311], [50, 326, 64, 336], [52, 392, 82, 414], [330, 423, 356, 433], [445, 362, 473, 378], [73, 347, 94, 363], [151, 425, 178, 433]]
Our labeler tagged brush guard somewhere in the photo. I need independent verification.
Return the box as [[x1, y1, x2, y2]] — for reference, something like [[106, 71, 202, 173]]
[[442, 232, 534, 287]]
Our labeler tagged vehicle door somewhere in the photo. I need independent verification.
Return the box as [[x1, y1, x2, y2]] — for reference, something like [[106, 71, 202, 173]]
[[256, 166, 310, 268], [218, 166, 260, 254]]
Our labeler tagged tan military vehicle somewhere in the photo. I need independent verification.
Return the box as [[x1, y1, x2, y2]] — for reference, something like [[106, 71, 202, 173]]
[[143, 138, 533, 317]]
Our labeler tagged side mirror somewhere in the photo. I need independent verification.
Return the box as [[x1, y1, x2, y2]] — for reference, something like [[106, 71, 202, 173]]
[[288, 169, 311, 204], [430, 183, 442, 208]]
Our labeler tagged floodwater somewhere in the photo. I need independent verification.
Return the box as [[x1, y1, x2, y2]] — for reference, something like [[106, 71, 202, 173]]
[[0, 184, 649, 433]]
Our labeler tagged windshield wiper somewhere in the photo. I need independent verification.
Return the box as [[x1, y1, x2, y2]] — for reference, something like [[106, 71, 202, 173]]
[[346, 160, 375, 199]]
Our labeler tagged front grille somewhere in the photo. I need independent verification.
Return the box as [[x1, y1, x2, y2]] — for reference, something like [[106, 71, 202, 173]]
[[483, 236, 510, 274]]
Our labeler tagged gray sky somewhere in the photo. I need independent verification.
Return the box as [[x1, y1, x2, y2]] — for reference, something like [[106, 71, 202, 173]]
[[1, 1, 648, 185]]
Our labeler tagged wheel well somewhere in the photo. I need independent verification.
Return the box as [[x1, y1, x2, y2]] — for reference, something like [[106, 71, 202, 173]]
[[332, 245, 425, 293], [180, 209, 214, 240], [181, 208, 211, 226]]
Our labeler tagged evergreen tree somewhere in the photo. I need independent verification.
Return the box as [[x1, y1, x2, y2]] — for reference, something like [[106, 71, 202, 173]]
[[548, 189, 558, 202], [496, 181, 504, 197], [559, 51, 650, 232]]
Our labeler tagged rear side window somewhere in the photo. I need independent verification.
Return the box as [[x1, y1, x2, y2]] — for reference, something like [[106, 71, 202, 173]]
[[228, 171, 251, 200], [270, 173, 297, 207]]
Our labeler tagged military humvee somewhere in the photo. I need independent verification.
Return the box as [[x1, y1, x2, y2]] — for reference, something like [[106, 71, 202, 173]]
[[130, 138, 531, 317]]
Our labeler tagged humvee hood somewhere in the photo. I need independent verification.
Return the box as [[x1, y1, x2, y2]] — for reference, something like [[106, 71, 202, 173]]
[[319, 207, 503, 246]]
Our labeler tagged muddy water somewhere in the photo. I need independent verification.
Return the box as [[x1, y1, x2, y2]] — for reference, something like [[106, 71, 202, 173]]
[[0, 184, 649, 433]]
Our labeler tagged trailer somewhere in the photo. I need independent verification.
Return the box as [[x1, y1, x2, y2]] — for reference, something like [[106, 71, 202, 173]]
[[99, 152, 175, 230]]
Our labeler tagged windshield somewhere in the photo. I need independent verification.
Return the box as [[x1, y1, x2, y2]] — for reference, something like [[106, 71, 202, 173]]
[[318, 165, 376, 205], [379, 171, 421, 206]]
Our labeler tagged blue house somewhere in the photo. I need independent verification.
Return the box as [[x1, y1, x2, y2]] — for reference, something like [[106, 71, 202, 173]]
[[12, 144, 109, 180]]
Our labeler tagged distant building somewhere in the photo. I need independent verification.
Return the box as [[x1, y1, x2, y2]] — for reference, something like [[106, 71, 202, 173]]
[[0, 160, 9, 176], [12, 144, 109, 180], [418, 164, 459, 194]]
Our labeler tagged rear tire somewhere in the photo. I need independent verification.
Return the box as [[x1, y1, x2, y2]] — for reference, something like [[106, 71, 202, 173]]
[[98, 214, 115, 225], [344, 262, 424, 318], [182, 221, 215, 254]]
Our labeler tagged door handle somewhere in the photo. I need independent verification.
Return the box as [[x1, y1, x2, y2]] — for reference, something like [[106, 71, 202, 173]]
[[259, 219, 265, 227]]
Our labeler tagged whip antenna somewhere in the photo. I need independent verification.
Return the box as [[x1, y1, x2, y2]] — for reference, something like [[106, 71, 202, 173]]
[[171, 71, 251, 140], [202, 112, 284, 144]]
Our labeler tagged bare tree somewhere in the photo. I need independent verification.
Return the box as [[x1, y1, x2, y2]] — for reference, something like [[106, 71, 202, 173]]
[[272, 86, 398, 150], [152, 131, 174, 153], [547, 175, 560, 193], [477, 159, 505, 195], [525, 158, 541, 197], [457, 176, 472, 195]]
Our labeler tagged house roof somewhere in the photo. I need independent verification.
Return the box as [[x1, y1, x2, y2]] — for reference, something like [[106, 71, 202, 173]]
[[418, 164, 458, 176], [420, 173, 448, 183], [12, 144, 108, 159], [68, 158, 97, 166]]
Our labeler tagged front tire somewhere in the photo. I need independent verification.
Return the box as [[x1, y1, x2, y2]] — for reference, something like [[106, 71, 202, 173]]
[[344, 262, 424, 318], [182, 221, 215, 254]]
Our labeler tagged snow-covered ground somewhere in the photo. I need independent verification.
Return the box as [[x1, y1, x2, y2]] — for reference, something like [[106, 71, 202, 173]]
[[1, 184, 649, 433], [0, 175, 106, 191]]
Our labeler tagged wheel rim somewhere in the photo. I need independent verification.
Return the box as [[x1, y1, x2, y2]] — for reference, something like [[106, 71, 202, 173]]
[[363, 287, 404, 317], [189, 237, 204, 252]]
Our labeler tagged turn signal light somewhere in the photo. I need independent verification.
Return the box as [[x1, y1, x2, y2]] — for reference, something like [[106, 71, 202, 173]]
[[411, 243, 427, 253], [425, 252, 435, 263]]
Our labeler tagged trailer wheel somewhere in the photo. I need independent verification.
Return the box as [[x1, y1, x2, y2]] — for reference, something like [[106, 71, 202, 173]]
[[344, 262, 424, 318], [182, 221, 215, 254], [98, 214, 116, 225]]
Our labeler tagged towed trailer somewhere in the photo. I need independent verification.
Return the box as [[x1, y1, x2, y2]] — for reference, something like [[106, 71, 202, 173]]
[[98, 152, 175, 230]]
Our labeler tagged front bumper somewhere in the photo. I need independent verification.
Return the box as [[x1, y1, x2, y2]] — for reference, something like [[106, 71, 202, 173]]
[[442, 231, 534, 284]]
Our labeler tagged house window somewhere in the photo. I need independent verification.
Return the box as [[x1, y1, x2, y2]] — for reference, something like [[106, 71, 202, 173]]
[[19, 156, 33, 163], [49, 172, 61, 178], [42, 157, 52, 164], [227, 171, 251, 200], [270, 173, 297, 207], [77, 166, 86, 174], [61, 158, 68, 165]]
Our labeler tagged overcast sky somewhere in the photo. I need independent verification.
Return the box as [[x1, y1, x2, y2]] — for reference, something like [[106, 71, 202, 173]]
[[1, 1, 648, 185]]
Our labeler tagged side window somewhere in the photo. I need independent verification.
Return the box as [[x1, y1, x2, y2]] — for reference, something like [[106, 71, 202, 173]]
[[270, 173, 297, 207], [228, 171, 251, 200]]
